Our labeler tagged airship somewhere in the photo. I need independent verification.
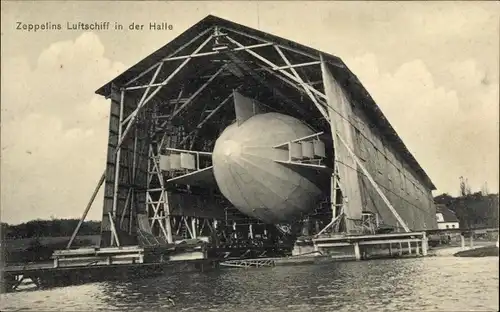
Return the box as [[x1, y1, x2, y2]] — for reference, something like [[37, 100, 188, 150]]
[[161, 91, 330, 224]]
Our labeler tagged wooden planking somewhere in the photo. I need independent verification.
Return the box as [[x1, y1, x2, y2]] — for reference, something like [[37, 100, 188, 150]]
[[167, 192, 227, 219], [321, 59, 364, 229], [353, 111, 432, 230], [101, 87, 150, 246], [321, 63, 437, 231]]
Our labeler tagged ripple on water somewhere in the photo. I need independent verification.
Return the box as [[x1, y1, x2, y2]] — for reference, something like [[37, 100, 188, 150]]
[[1, 257, 498, 312]]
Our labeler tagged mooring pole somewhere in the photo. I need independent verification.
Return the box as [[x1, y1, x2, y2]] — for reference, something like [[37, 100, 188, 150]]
[[354, 242, 361, 260], [422, 232, 428, 256], [66, 172, 106, 249]]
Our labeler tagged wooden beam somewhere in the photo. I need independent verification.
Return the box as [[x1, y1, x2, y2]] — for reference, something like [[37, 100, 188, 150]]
[[108, 212, 121, 247], [335, 132, 410, 232], [274, 46, 329, 120], [170, 64, 227, 118], [121, 62, 163, 126], [196, 92, 234, 129], [221, 26, 330, 63], [122, 62, 164, 92], [273, 61, 321, 71], [225, 51, 309, 117], [119, 188, 132, 229], [225, 35, 326, 100], [162, 42, 273, 61], [66, 172, 105, 249], [124, 27, 214, 86], [112, 89, 125, 218], [117, 35, 213, 150], [178, 91, 236, 146]]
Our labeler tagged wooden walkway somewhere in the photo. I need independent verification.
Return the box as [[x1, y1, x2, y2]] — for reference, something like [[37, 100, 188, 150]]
[[220, 258, 276, 268], [1, 244, 209, 293]]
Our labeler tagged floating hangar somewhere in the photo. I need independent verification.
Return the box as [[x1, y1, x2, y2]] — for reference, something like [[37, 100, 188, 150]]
[[89, 15, 438, 257]]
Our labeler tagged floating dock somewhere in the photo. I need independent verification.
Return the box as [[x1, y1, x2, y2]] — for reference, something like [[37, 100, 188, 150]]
[[1, 241, 211, 293], [308, 231, 428, 260]]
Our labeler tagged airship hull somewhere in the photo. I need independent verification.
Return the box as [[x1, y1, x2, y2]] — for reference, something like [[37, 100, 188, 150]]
[[212, 112, 323, 224]]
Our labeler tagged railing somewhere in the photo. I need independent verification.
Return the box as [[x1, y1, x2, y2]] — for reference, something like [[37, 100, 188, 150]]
[[220, 258, 275, 268]]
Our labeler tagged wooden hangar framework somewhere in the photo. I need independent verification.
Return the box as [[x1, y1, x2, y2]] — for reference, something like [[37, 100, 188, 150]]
[[68, 16, 438, 257]]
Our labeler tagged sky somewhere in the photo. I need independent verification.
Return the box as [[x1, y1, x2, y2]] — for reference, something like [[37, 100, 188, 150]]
[[1, 1, 499, 224]]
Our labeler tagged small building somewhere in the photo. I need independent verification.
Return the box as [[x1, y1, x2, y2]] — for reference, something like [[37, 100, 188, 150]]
[[435, 204, 459, 230]]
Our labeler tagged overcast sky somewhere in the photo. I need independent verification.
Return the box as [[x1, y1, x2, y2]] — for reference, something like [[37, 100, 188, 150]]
[[1, 1, 498, 224]]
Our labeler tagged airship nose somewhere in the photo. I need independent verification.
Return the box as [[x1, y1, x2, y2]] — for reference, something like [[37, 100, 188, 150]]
[[221, 139, 242, 161], [212, 113, 323, 224]]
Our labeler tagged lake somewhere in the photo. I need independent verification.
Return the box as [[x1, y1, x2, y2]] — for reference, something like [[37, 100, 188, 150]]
[[1, 256, 498, 311]]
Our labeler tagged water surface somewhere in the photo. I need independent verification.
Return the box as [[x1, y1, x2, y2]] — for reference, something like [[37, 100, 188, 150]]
[[1, 256, 498, 311]]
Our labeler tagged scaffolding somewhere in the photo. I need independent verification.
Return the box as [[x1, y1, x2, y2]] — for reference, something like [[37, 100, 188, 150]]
[[67, 16, 437, 257]]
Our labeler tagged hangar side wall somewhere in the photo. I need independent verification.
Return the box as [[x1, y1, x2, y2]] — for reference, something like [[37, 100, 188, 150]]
[[100, 87, 149, 247], [349, 103, 438, 231], [323, 62, 437, 231]]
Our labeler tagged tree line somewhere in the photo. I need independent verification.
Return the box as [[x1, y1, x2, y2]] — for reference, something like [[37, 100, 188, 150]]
[[434, 192, 499, 229], [1, 192, 498, 240], [1, 219, 101, 240]]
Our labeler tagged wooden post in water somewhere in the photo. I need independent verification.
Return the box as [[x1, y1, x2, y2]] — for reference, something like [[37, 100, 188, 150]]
[[422, 232, 428, 256], [354, 242, 361, 260]]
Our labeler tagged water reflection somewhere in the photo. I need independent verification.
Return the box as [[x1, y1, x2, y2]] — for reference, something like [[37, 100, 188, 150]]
[[1, 257, 498, 311]]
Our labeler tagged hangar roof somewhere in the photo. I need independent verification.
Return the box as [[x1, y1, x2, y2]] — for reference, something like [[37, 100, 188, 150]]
[[95, 14, 436, 191]]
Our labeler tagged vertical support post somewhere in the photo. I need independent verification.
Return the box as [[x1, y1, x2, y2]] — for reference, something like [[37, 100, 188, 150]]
[[422, 232, 428, 256], [158, 132, 173, 244], [108, 212, 121, 247], [129, 126, 139, 235], [461, 234, 465, 249], [331, 170, 338, 222], [389, 243, 393, 256], [354, 242, 361, 260], [162, 190, 174, 243], [315, 165, 342, 237], [192, 218, 197, 239], [407, 241, 412, 255], [469, 232, 474, 248], [399, 242, 403, 256], [111, 89, 125, 246], [416, 241, 420, 255]]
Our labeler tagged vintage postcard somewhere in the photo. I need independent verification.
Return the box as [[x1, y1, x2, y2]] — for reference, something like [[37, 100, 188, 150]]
[[1, 1, 498, 311]]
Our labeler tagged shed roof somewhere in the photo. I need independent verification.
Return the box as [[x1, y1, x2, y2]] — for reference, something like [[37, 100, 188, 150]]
[[95, 14, 436, 190], [436, 205, 459, 223]]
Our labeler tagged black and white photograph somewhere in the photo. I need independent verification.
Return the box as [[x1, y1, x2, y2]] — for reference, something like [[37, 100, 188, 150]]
[[1, 1, 499, 311]]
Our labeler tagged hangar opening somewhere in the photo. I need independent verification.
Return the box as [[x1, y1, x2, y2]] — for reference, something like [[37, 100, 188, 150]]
[[91, 15, 438, 258]]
